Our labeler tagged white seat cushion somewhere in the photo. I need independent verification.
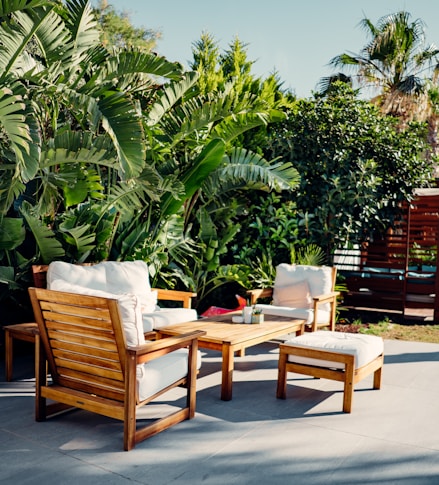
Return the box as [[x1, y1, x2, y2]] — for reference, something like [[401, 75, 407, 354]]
[[137, 348, 202, 401], [284, 330, 384, 369], [142, 308, 198, 331], [255, 304, 330, 326]]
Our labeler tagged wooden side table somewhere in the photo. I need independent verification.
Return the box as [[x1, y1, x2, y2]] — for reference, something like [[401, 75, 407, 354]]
[[4, 322, 39, 381]]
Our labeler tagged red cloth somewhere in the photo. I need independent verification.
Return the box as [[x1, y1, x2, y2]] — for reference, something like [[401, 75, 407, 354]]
[[201, 295, 247, 317]]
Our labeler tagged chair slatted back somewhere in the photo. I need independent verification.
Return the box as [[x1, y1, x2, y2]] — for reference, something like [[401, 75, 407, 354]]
[[29, 287, 128, 402]]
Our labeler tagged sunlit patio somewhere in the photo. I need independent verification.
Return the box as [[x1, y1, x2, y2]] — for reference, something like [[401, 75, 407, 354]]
[[1, 337, 439, 484]]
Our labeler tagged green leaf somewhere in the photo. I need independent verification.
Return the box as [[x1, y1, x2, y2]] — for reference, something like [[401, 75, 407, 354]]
[[0, 217, 25, 250], [161, 138, 226, 217], [0, 265, 15, 286], [58, 220, 96, 254], [20, 201, 65, 263], [98, 91, 145, 178]]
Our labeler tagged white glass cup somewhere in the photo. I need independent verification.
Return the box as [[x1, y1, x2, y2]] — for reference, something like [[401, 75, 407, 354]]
[[242, 306, 253, 324]]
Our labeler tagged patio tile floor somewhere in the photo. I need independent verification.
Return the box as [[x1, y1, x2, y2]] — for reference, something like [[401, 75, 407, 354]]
[[1, 338, 439, 484]]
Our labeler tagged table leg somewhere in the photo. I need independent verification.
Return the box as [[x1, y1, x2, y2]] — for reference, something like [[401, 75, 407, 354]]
[[5, 328, 13, 382], [221, 343, 234, 401]]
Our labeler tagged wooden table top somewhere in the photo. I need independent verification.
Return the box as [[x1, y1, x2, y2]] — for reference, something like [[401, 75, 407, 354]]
[[157, 313, 305, 346]]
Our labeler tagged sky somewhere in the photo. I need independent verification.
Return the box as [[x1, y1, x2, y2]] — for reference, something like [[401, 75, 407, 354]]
[[97, 1, 439, 98]]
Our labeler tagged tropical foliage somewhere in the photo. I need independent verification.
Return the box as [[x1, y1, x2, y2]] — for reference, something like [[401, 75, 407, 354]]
[[0, 2, 436, 324], [263, 83, 432, 258], [0, 0, 299, 320]]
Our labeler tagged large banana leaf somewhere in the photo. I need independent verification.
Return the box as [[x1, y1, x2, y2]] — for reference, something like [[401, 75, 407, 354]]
[[0, 177, 25, 216], [161, 138, 226, 217], [202, 147, 300, 196], [58, 219, 96, 257], [152, 84, 276, 148], [0, 88, 30, 151], [0, 265, 17, 288], [213, 109, 286, 144], [64, 0, 100, 62], [103, 50, 185, 83], [0, 5, 58, 76], [96, 91, 145, 179], [0, 1, 48, 17], [0, 87, 40, 182], [20, 201, 65, 263], [0, 217, 25, 250], [146, 72, 199, 126]]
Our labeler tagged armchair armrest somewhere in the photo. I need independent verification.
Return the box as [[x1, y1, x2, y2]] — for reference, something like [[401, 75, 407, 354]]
[[313, 291, 340, 304], [311, 292, 340, 332], [129, 330, 206, 365], [152, 288, 196, 309], [247, 288, 273, 305]]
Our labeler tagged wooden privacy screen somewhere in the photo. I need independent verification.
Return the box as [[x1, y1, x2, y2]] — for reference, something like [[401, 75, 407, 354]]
[[334, 190, 439, 321]]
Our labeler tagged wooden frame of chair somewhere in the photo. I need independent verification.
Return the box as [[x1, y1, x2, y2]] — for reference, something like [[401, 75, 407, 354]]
[[276, 343, 383, 413], [247, 266, 339, 331], [29, 287, 205, 451]]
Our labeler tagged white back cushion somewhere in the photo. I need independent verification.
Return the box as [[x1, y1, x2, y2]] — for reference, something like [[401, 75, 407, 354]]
[[274, 264, 333, 312], [255, 303, 332, 325], [48, 280, 145, 347], [47, 261, 156, 313], [104, 261, 153, 309], [47, 261, 107, 291], [272, 279, 312, 308]]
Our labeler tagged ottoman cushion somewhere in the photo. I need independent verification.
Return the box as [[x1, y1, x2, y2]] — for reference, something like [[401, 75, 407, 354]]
[[284, 330, 384, 369]]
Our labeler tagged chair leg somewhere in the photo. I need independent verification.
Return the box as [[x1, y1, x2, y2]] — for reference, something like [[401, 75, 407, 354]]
[[342, 361, 355, 413], [276, 350, 288, 399], [373, 366, 382, 389], [186, 338, 198, 418], [124, 354, 138, 451], [5, 328, 13, 382], [35, 335, 46, 421]]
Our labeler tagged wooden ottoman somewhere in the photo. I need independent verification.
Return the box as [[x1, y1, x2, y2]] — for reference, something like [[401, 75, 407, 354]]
[[277, 330, 384, 413]]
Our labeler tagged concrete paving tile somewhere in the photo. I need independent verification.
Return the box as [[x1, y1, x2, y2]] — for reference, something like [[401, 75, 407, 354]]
[[1, 338, 439, 484]]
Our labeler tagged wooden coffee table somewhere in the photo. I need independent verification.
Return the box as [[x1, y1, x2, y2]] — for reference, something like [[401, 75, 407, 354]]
[[156, 313, 305, 400]]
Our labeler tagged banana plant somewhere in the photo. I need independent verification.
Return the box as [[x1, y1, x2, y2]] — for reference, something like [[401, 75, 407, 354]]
[[0, 0, 186, 305]]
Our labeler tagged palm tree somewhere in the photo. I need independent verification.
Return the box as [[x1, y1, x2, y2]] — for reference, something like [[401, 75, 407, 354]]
[[321, 11, 439, 125]]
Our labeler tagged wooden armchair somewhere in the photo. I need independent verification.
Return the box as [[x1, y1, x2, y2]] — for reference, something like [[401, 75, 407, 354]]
[[29, 287, 204, 451], [32, 262, 197, 336], [247, 264, 339, 332]]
